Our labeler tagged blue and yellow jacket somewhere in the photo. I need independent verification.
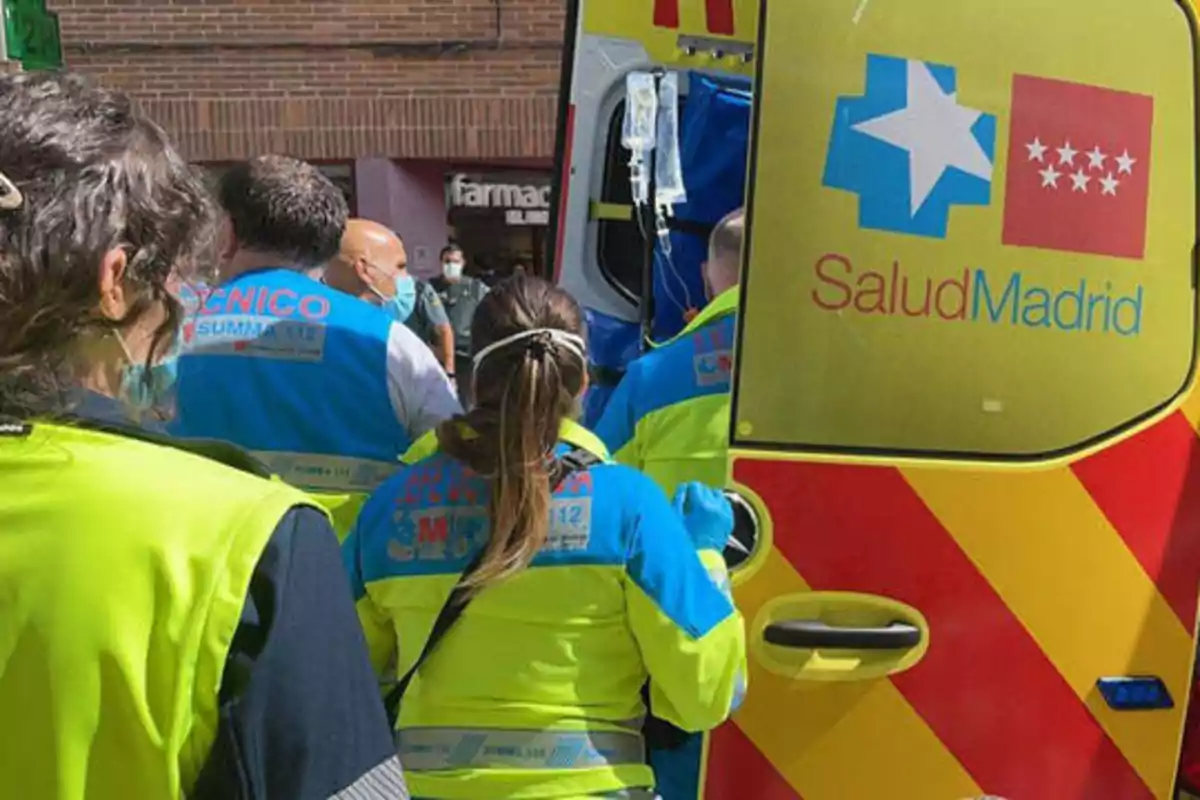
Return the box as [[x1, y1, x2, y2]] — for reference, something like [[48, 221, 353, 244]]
[[342, 420, 746, 799], [593, 288, 738, 495]]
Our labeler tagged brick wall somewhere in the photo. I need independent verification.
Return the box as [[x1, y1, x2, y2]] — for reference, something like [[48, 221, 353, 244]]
[[52, 0, 567, 161]]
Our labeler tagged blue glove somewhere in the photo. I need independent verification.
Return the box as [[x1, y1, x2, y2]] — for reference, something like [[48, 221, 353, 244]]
[[672, 482, 734, 552]]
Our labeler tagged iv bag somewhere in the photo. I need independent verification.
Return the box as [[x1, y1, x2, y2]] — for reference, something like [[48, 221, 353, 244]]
[[654, 71, 687, 209], [622, 72, 658, 153]]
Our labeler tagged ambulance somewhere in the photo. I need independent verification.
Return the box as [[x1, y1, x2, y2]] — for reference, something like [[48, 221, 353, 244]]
[[549, 0, 1200, 797]]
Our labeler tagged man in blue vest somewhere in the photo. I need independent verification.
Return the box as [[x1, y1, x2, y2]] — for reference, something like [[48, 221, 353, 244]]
[[172, 155, 461, 535]]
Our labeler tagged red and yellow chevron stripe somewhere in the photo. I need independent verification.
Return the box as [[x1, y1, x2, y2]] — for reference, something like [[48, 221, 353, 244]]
[[711, 404, 1200, 799]]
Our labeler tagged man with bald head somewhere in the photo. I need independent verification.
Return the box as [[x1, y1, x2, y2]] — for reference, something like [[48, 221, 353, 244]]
[[325, 219, 455, 373], [172, 158, 460, 538], [591, 208, 746, 800], [594, 206, 744, 490]]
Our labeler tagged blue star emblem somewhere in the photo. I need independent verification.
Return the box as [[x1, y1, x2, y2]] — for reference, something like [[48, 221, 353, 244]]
[[823, 54, 997, 239]]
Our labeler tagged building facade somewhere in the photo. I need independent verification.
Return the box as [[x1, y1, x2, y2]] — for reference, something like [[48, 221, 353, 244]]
[[53, 0, 565, 278]]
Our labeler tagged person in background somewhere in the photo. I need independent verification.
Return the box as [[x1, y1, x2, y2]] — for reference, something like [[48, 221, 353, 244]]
[[325, 218, 456, 375], [432, 243, 490, 407], [472, 252, 503, 286], [594, 206, 743, 491], [171, 155, 460, 538], [344, 275, 745, 799], [0, 71, 405, 800], [591, 207, 745, 800]]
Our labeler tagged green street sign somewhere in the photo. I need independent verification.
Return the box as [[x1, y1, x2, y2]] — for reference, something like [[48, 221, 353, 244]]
[[4, 0, 62, 70]]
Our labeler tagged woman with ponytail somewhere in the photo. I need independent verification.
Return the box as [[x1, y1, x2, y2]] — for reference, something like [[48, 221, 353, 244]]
[[345, 275, 747, 799]]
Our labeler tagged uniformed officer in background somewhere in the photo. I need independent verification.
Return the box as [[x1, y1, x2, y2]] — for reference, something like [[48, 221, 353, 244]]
[[432, 243, 490, 407]]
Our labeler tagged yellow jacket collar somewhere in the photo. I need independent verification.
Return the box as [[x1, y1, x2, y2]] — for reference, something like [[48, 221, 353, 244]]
[[559, 418, 610, 459], [401, 418, 610, 465], [664, 286, 740, 346]]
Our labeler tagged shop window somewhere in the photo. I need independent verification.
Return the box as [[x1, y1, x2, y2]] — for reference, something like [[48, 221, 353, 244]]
[[445, 171, 553, 282]]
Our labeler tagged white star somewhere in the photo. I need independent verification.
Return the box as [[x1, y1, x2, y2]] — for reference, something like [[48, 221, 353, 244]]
[[1115, 149, 1137, 175], [1086, 146, 1106, 171], [1100, 173, 1120, 196], [851, 59, 993, 216], [1057, 141, 1078, 166], [1039, 165, 1061, 188], [1070, 169, 1091, 193], [1026, 137, 1047, 163]]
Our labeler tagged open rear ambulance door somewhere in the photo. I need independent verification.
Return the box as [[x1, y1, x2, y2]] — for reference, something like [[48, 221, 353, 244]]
[[719, 1, 1200, 798], [548, 0, 757, 428]]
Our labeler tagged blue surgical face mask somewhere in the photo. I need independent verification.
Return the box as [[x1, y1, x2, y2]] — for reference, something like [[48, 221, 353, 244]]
[[372, 273, 417, 322], [117, 331, 180, 412]]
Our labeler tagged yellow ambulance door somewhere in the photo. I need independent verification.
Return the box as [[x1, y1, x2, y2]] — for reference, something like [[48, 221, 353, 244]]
[[718, 1, 1200, 798]]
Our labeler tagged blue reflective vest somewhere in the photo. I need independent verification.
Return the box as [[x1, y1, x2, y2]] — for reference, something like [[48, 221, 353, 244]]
[[172, 268, 408, 497]]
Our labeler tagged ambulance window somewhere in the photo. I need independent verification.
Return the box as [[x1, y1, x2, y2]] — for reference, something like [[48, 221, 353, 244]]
[[596, 100, 644, 302], [731, 2, 1197, 459]]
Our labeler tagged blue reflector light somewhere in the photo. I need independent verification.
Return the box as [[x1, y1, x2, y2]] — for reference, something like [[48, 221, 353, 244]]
[[1096, 676, 1174, 711]]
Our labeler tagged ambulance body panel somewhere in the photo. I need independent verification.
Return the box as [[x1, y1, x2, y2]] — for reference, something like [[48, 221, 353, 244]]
[[550, 1, 1200, 797]]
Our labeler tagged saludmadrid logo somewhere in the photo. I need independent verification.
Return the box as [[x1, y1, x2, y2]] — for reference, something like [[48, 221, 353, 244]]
[[811, 252, 1143, 337]]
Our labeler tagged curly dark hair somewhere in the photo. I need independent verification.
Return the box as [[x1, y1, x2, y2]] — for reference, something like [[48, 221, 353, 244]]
[[218, 154, 347, 268], [0, 71, 215, 419]]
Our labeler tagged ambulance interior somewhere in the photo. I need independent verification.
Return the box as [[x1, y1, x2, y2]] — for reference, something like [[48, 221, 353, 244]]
[[566, 67, 757, 565], [571, 69, 750, 422]]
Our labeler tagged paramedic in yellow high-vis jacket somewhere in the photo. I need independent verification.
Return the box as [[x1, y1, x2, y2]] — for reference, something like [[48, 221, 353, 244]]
[[592, 208, 745, 800], [593, 208, 744, 495], [0, 72, 405, 800], [344, 276, 746, 799]]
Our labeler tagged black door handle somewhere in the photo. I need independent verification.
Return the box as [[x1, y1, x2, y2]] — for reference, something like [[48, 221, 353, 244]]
[[763, 620, 921, 651]]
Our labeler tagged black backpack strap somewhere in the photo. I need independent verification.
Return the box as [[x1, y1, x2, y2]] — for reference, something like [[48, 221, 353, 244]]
[[549, 446, 604, 487], [383, 543, 486, 727], [383, 445, 603, 726]]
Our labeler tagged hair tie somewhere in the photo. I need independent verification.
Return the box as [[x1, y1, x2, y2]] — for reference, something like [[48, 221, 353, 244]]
[[473, 328, 586, 370], [526, 331, 551, 359], [0, 170, 23, 211]]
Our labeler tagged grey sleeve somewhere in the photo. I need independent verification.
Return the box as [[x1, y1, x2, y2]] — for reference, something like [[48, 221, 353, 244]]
[[419, 283, 450, 328]]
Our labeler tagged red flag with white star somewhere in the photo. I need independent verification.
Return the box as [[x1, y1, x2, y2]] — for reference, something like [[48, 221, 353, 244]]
[[1001, 74, 1153, 260]]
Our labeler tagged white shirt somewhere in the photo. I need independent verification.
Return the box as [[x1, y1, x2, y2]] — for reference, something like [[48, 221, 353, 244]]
[[385, 321, 462, 440]]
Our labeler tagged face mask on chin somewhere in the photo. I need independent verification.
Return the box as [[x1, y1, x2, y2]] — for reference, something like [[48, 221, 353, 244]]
[[115, 329, 179, 412]]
